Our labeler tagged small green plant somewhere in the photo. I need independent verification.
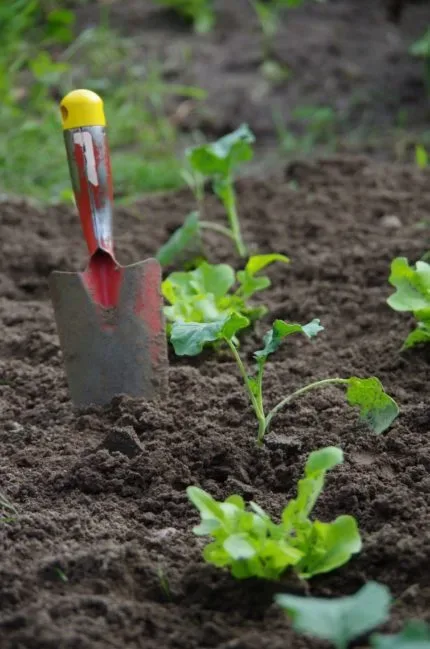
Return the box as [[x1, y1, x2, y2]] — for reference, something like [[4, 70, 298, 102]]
[[0, 5, 206, 201], [250, 0, 303, 73], [410, 27, 430, 97], [187, 446, 361, 580], [171, 314, 399, 444], [0, 491, 17, 524], [157, 125, 257, 265], [276, 582, 430, 649], [184, 124, 256, 258], [250, 0, 324, 78], [152, 0, 215, 33], [387, 257, 430, 348], [274, 104, 337, 155], [415, 144, 429, 169], [162, 255, 289, 329], [373, 622, 430, 649]]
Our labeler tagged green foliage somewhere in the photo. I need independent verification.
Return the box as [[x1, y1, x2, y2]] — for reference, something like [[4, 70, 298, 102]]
[[274, 104, 337, 156], [387, 257, 430, 348], [250, 0, 324, 69], [346, 377, 399, 435], [415, 144, 429, 169], [276, 581, 391, 649], [410, 28, 430, 96], [163, 255, 289, 329], [0, 5, 206, 201], [152, 0, 215, 33], [251, 0, 305, 60], [187, 124, 255, 176], [170, 313, 399, 443], [277, 583, 430, 649], [0, 491, 17, 524], [372, 621, 430, 649], [156, 212, 203, 267], [171, 314, 249, 355], [185, 125, 256, 257], [187, 446, 361, 580]]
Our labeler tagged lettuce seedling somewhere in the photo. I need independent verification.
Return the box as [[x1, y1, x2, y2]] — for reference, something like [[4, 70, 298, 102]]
[[276, 581, 391, 649], [387, 257, 430, 349], [185, 125, 255, 257], [187, 446, 361, 580], [162, 254, 289, 331], [372, 621, 430, 649], [153, 0, 215, 33], [171, 314, 399, 444]]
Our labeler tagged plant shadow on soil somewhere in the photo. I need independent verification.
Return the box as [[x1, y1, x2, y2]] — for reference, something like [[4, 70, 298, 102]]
[[1, 157, 430, 647]]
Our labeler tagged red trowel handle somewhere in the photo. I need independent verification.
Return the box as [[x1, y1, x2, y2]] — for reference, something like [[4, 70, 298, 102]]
[[60, 90, 114, 258]]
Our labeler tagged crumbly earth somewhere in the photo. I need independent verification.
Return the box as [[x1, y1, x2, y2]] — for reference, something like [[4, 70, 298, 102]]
[[1, 157, 430, 648], [75, 0, 430, 162]]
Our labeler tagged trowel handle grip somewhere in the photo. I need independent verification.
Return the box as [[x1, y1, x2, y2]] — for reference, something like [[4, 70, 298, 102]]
[[60, 90, 114, 257]]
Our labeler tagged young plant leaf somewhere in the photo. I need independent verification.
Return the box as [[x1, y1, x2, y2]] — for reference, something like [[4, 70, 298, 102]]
[[345, 377, 399, 434], [163, 259, 288, 334], [403, 320, 430, 349], [254, 319, 323, 362], [186, 124, 255, 177], [387, 257, 430, 348], [156, 211, 202, 267], [372, 621, 430, 649], [296, 515, 362, 578], [171, 314, 249, 355], [223, 534, 256, 560], [276, 581, 391, 649], [305, 445, 343, 475], [283, 446, 343, 523], [387, 257, 430, 312], [187, 447, 359, 582], [236, 253, 290, 299]]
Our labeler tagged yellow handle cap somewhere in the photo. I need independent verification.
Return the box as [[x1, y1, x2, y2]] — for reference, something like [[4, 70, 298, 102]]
[[60, 89, 106, 130]]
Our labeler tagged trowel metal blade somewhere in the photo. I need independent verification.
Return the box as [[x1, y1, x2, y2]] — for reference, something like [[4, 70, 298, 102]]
[[49, 258, 168, 407]]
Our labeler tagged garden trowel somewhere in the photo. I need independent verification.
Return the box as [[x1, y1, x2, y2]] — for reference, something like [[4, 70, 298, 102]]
[[49, 89, 168, 407]]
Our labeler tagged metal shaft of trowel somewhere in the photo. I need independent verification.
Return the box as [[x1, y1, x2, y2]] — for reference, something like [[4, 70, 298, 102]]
[[63, 122, 118, 307]]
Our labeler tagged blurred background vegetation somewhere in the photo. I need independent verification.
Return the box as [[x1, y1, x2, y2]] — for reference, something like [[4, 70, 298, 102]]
[[1, 0, 430, 204], [0, 0, 209, 203]]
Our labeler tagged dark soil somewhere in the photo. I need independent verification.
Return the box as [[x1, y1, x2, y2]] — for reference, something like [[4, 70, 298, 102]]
[[1, 157, 430, 648], [76, 0, 430, 162]]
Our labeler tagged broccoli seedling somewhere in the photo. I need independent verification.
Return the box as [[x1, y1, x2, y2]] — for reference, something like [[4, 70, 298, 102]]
[[187, 446, 361, 580], [152, 0, 215, 33], [162, 255, 289, 332], [387, 257, 430, 349], [372, 621, 430, 649], [171, 314, 399, 444], [277, 582, 430, 649], [276, 582, 391, 649], [185, 124, 256, 258]]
